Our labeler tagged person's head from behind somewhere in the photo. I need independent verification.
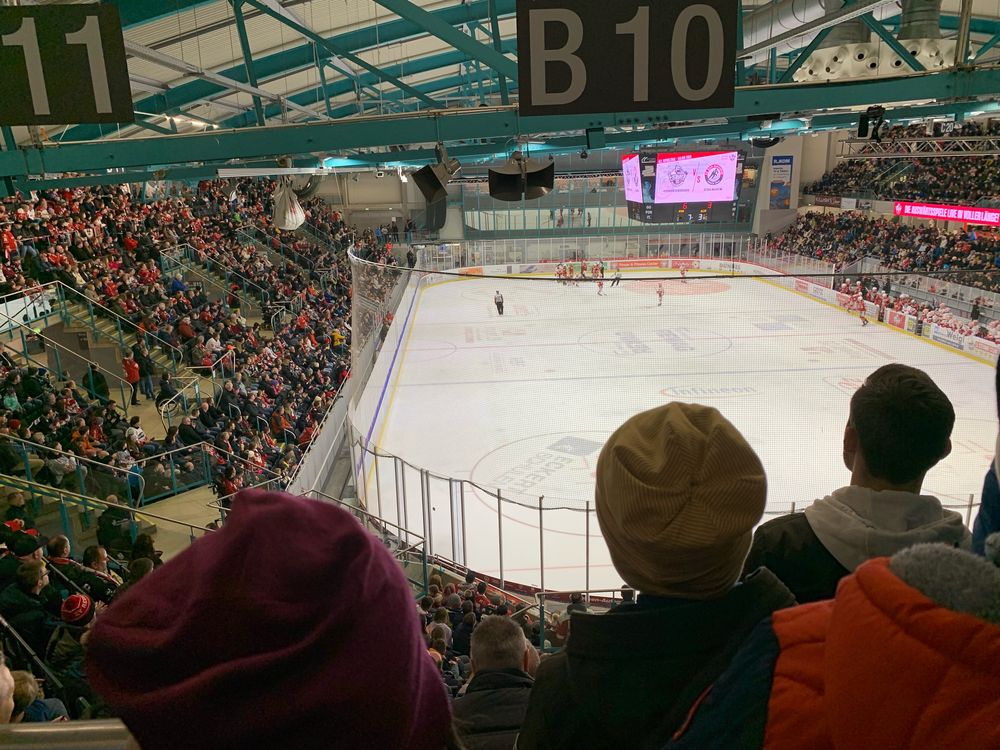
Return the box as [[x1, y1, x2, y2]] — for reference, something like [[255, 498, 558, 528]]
[[47, 534, 70, 560], [470, 615, 538, 677], [433, 607, 449, 625], [845, 364, 954, 492], [595, 403, 766, 601], [85, 490, 451, 750]]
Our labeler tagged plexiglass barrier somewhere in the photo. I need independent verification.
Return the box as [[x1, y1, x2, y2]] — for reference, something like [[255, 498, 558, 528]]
[[342, 240, 989, 593]]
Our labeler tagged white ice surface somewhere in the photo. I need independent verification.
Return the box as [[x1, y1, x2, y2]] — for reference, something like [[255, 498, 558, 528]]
[[359, 271, 995, 591]]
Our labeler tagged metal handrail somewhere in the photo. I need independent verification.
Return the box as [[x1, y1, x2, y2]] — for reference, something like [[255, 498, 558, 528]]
[[0, 611, 65, 698], [205, 476, 285, 518], [0, 305, 132, 390], [310, 488, 425, 541], [161, 248, 257, 313], [6, 433, 147, 500], [172, 242, 273, 301], [45, 281, 185, 359], [9, 475, 212, 534], [240, 225, 317, 271]]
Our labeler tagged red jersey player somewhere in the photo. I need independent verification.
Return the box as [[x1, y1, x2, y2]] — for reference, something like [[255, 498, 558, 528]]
[[657, 283, 664, 306], [854, 292, 869, 326], [680, 268, 687, 283], [597, 279, 604, 296]]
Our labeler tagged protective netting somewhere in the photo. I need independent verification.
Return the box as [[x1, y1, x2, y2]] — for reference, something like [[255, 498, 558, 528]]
[[346, 242, 994, 590]]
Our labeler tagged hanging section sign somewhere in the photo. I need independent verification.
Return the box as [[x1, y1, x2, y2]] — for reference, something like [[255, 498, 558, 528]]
[[516, 0, 738, 117], [0, 5, 133, 126]]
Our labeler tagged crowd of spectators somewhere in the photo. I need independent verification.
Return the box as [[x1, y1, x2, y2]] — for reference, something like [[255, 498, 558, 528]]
[[803, 120, 1000, 203], [12, 362, 988, 748], [1, 179, 399, 508], [769, 210, 1000, 337]]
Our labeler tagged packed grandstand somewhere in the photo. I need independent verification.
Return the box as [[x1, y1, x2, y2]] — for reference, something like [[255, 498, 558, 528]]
[[1, 4, 1000, 747]]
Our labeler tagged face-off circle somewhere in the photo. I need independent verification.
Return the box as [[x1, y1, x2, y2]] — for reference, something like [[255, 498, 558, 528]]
[[469, 431, 607, 511]]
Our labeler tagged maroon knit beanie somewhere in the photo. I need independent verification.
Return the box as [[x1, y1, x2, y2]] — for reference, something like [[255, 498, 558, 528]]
[[86, 489, 451, 750]]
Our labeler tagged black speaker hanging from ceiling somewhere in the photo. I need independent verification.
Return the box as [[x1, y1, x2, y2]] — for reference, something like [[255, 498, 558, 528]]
[[412, 143, 461, 203], [488, 151, 555, 201]]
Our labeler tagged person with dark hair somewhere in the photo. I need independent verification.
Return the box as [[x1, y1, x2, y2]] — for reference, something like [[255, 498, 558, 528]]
[[452, 611, 476, 657], [452, 614, 539, 749], [744, 363, 970, 603], [130, 534, 162, 569], [565, 593, 588, 614], [0, 561, 60, 654]]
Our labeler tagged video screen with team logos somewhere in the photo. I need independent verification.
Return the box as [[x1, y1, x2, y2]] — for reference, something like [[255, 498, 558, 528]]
[[621, 153, 642, 202], [621, 149, 745, 224], [654, 151, 740, 203]]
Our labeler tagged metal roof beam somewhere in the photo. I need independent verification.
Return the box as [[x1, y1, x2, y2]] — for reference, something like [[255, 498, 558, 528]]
[[242, 0, 442, 108], [7, 69, 1000, 177], [222, 43, 519, 129], [123, 40, 331, 122], [372, 0, 517, 81], [859, 13, 926, 71], [61, 0, 514, 141]]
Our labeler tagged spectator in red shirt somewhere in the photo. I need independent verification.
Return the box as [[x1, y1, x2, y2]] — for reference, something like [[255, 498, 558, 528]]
[[121, 351, 140, 406]]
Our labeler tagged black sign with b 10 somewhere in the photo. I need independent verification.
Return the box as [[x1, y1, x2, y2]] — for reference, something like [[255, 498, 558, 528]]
[[516, 0, 737, 117], [0, 5, 133, 126]]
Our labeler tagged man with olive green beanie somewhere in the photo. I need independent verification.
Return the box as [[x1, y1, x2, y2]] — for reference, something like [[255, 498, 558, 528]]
[[516, 404, 795, 750]]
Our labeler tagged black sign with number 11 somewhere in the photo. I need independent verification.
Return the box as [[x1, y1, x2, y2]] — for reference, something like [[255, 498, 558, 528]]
[[0, 4, 133, 126]]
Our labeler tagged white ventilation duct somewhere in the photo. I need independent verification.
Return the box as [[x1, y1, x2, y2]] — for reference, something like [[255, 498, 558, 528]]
[[897, 0, 942, 40], [741, 0, 891, 64], [819, 18, 870, 48]]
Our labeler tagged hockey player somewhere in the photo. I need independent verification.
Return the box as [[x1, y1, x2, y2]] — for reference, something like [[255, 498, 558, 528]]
[[680, 268, 688, 283], [854, 292, 868, 326], [657, 283, 664, 306], [494, 291, 504, 316], [611, 269, 622, 287], [597, 279, 604, 296]]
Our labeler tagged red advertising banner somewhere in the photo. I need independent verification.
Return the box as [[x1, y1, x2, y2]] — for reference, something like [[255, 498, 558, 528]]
[[893, 201, 1000, 226], [670, 259, 700, 270], [886, 310, 906, 329]]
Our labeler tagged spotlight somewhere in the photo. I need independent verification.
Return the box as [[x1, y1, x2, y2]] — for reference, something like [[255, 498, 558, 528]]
[[374, 170, 386, 179], [580, 149, 589, 159]]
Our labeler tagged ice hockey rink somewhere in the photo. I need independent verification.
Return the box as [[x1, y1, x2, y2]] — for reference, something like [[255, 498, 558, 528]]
[[353, 270, 996, 592]]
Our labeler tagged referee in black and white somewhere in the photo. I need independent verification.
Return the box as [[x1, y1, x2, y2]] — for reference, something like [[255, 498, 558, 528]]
[[494, 290, 504, 316]]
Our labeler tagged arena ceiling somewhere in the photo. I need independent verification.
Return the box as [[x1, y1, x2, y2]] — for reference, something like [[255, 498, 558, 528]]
[[4, 0, 1000, 188]]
